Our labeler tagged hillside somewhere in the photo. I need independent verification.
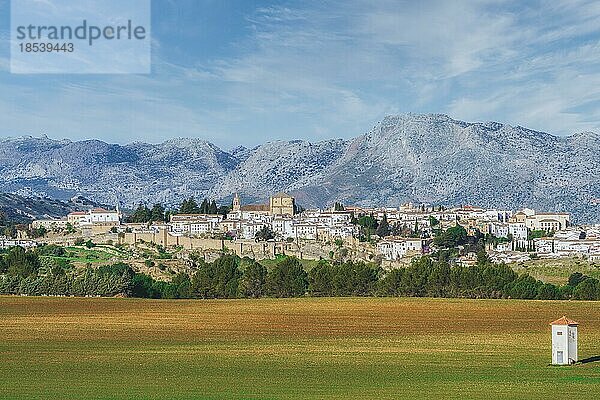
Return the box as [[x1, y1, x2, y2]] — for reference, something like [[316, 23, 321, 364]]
[[1, 113, 599, 222], [0, 194, 103, 223]]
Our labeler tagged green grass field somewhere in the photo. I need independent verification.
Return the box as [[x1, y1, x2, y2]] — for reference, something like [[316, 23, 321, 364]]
[[1, 296, 600, 399], [42, 246, 121, 265], [510, 257, 600, 285]]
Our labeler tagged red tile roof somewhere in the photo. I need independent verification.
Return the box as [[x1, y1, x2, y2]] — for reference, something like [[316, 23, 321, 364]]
[[240, 204, 269, 212], [550, 316, 579, 326]]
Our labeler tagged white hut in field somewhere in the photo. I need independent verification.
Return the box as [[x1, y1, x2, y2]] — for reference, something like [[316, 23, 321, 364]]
[[551, 316, 578, 365]]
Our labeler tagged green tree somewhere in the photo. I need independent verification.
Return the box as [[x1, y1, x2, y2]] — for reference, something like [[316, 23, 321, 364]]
[[28, 226, 47, 238], [191, 255, 241, 298], [255, 225, 275, 241], [357, 214, 378, 242], [3, 225, 17, 238], [482, 263, 516, 294], [476, 249, 490, 266], [191, 261, 215, 298], [0, 254, 6, 274], [172, 272, 192, 298], [505, 274, 540, 299], [378, 269, 404, 296], [238, 260, 267, 298], [426, 261, 451, 297], [376, 214, 390, 237], [209, 200, 218, 215], [536, 283, 562, 300], [200, 199, 209, 214], [573, 278, 600, 300], [4, 247, 41, 278], [401, 257, 432, 296], [266, 257, 308, 297], [568, 272, 589, 287], [433, 225, 467, 249], [180, 198, 200, 214], [211, 255, 241, 298], [131, 204, 151, 223], [36, 244, 66, 257], [131, 273, 162, 298], [218, 205, 231, 216], [150, 203, 166, 222], [308, 261, 333, 296]]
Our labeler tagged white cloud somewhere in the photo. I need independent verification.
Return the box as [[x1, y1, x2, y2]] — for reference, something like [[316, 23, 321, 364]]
[[1, 0, 600, 145]]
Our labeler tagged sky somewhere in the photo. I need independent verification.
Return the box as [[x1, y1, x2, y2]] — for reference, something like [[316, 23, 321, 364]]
[[0, 0, 600, 148]]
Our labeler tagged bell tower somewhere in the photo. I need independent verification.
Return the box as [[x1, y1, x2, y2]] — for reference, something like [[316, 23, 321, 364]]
[[232, 193, 241, 212]]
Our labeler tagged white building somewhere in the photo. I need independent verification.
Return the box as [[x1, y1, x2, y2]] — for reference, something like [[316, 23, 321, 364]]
[[272, 217, 295, 239], [551, 316, 578, 365], [509, 222, 528, 243], [327, 225, 358, 239], [31, 218, 69, 230], [67, 211, 90, 226], [378, 238, 423, 261], [489, 223, 509, 238], [67, 208, 120, 226], [0, 239, 37, 249], [88, 208, 120, 223], [293, 223, 318, 240], [241, 222, 267, 240], [526, 213, 570, 231], [170, 214, 222, 235]]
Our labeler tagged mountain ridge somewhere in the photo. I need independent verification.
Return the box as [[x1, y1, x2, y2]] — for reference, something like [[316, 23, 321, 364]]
[[1, 113, 598, 222]]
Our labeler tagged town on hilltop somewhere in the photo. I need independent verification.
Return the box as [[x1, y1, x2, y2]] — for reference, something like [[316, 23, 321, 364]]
[[2, 191, 595, 267]]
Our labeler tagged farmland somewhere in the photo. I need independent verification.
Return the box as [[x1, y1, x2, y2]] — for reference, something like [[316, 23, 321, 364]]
[[1, 297, 600, 399]]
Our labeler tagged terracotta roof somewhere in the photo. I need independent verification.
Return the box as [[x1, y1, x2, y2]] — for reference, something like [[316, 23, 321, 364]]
[[550, 316, 579, 326], [241, 204, 269, 212]]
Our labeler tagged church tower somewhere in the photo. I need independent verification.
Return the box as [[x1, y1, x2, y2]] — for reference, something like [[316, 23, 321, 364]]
[[232, 193, 241, 212]]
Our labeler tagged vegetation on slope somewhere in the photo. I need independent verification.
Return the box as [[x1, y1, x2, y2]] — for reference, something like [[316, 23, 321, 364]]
[[2, 245, 600, 300]]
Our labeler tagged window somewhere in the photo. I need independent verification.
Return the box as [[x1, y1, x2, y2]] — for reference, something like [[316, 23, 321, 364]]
[[557, 331, 563, 336]]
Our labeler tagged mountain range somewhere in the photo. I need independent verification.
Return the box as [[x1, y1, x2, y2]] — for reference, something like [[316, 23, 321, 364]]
[[0, 194, 106, 224], [1, 113, 599, 222]]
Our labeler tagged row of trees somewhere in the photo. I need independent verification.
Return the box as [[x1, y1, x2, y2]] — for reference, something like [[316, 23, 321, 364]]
[[127, 198, 231, 223], [184, 255, 308, 298], [2, 245, 600, 300], [351, 213, 428, 242]]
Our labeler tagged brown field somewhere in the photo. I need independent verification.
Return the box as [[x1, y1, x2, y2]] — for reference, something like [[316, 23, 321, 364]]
[[1, 296, 600, 399]]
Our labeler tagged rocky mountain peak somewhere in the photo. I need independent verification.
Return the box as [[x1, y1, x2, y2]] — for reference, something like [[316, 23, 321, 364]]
[[0, 113, 598, 222]]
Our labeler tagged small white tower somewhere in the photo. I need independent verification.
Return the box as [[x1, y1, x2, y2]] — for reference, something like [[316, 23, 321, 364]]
[[551, 316, 578, 365], [232, 193, 241, 213]]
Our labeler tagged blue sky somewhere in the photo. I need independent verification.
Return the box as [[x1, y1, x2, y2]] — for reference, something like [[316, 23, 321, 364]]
[[1, 0, 600, 148]]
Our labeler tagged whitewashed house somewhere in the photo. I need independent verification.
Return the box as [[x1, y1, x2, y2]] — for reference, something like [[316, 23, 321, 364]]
[[378, 238, 423, 261], [272, 217, 294, 239], [67, 208, 120, 226], [170, 214, 222, 235], [31, 218, 69, 230], [293, 223, 318, 240], [241, 222, 267, 240], [489, 223, 509, 238], [509, 222, 528, 245], [551, 316, 578, 365], [88, 208, 120, 223]]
